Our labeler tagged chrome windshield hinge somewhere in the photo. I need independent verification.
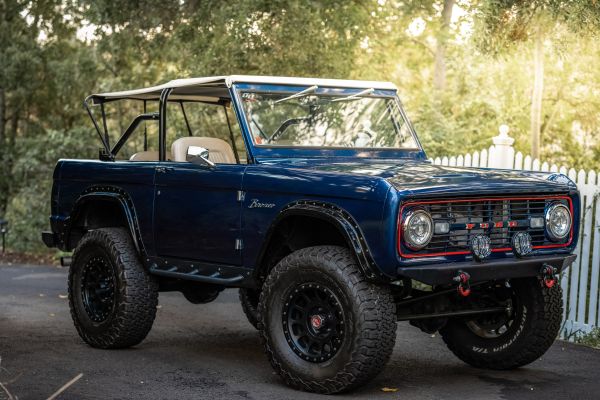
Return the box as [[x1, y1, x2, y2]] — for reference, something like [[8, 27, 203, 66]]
[[237, 190, 246, 202], [235, 238, 244, 250]]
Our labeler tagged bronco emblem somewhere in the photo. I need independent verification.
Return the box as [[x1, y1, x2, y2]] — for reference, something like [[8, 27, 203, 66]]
[[248, 199, 276, 209]]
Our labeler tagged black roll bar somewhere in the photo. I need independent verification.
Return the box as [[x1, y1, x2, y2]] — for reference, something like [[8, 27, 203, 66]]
[[143, 100, 148, 151], [100, 103, 110, 148], [180, 101, 193, 137], [83, 98, 111, 154], [111, 113, 159, 156], [158, 88, 173, 161]]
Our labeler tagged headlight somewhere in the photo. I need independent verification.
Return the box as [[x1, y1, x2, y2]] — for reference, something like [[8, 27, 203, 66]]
[[545, 203, 572, 241], [403, 209, 433, 250]]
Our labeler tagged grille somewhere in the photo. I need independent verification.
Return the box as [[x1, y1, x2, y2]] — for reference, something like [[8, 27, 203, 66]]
[[399, 196, 572, 258]]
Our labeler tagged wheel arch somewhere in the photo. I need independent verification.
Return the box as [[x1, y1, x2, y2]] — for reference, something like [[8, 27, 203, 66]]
[[253, 200, 386, 283], [65, 186, 144, 255]]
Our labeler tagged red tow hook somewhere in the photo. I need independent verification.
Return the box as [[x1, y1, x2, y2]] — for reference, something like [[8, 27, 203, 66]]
[[453, 271, 471, 297], [541, 265, 559, 288]]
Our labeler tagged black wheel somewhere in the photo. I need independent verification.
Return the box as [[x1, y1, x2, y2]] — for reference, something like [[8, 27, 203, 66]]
[[69, 228, 158, 349], [239, 288, 260, 329], [440, 277, 562, 370], [258, 246, 396, 394]]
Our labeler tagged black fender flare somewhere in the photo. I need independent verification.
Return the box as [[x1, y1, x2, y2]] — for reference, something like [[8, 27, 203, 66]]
[[65, 186, 145, 256], [255, 200, 387, 282]]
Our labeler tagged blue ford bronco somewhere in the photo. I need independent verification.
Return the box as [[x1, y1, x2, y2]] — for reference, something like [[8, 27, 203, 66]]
[[42, 76, 579, 394]]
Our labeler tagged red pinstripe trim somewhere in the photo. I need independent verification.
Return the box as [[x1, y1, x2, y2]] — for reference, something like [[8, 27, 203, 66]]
[[397, 196, 574, 259]]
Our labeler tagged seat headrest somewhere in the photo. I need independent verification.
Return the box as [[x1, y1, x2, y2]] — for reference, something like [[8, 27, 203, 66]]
[[171, 137, 236, 164]]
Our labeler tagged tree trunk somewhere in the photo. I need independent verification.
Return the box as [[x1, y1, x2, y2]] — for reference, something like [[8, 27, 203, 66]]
[[433, 0, 455, 92], [0, 91, 18, 217], [0, 88, 7, 215], [0, 89, 5, 144], [530, 27, 544, 159]]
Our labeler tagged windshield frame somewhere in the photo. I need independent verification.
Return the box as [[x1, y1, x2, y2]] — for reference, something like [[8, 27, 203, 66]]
[[230, 83, 426, 162]]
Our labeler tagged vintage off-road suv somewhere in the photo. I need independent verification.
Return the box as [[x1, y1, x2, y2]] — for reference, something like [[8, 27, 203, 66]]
[[43, 75, 579, 394]]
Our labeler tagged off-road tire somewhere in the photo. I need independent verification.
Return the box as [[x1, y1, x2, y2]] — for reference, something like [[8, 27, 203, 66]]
[[69, 228, 158, 349], [239, 288, 260, 329], [258, 245, 396, 394], [440, 277, 562, 370]]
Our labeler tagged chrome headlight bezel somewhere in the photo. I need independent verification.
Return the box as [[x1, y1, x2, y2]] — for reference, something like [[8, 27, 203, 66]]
[[402, 209, 434, 250], [545, 203, 572, 242]]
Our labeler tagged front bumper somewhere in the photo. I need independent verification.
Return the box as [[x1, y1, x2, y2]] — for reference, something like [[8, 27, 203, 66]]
[[397, 254, 576, 286]]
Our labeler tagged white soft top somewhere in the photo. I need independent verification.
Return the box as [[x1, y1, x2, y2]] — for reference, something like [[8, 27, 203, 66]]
[[87, 75, 398, 104]]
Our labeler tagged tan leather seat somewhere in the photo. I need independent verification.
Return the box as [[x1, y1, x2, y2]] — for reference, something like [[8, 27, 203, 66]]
[[130, 150, 159, 161], [171, 137, 236, 164]]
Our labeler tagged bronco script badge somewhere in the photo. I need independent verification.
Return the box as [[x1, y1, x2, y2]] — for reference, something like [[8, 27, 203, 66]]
[[248, 199, 276, 209]]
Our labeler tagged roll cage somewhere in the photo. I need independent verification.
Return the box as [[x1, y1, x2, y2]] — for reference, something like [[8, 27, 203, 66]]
[[83, 75, 426, 163], [84, 88, 237, 162]]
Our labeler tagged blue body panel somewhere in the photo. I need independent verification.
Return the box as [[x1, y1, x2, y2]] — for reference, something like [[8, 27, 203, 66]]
[[50, 157, 579, 280], [47, 82, 580, 285]]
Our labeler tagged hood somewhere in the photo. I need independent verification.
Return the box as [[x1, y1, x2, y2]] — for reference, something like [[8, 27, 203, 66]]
[[380, 162, 575, 198], [261, 158, 576, 198]]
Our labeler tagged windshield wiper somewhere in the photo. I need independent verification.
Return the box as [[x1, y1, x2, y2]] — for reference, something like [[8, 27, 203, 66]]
[[331, 88, 375, 102], [274, 85, 318, 104]]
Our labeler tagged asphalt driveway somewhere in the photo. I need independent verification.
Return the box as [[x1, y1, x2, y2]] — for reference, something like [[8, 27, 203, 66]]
[[1, 264, 599, 399]]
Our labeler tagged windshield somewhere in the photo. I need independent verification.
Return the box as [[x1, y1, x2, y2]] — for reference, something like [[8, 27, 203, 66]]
[[239, 90, 419, 149]]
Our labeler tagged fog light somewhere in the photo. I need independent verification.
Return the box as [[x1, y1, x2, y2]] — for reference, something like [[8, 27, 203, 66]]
[[530, 217, 544, 229], [434, 221, 450, 234], [470, 234, 491, 261], [511, 232, 532, 257]]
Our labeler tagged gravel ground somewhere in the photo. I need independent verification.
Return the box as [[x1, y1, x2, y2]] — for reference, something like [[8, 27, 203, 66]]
[[1, 264, 599, 400]]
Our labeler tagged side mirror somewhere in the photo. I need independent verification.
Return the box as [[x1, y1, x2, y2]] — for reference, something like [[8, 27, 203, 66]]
[[186, 146, 215, 168]]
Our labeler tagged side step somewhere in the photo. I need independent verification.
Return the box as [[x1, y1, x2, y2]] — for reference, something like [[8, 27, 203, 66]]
[[147, 257, 253, 287]]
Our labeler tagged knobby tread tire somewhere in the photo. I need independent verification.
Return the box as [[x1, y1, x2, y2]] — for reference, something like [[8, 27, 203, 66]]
[[239, 288, 260, 329], [69, 228, 158, 349], [258, 245, 396, 394], [440, 277, 562, 370]]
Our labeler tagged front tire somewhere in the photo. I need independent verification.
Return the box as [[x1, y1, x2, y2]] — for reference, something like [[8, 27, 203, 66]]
[[440, 277, 562, 370], [258, 246, 396, 394], [239, 288, 260, 329], [68, 228, 159, 349]]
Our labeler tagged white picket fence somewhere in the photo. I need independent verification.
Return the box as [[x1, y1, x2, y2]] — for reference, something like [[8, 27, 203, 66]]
[[430, 128, 600, 340]]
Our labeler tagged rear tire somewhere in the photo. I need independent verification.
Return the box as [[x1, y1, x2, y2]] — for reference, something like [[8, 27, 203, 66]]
[[440, 277, 562, 370], [68, 228, 158, 349], [258, 245, 396, 394]]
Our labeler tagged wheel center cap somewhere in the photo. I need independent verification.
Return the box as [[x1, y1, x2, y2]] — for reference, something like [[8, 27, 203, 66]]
[[310, 314, 325, 329]]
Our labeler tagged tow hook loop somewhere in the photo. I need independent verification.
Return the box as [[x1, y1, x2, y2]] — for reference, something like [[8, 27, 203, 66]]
[[453, 271, 471, 297], [541, 264, 558, 288]]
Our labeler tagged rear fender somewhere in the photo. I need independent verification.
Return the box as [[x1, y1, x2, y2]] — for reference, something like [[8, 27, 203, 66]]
[[65, 186, 145, 256]]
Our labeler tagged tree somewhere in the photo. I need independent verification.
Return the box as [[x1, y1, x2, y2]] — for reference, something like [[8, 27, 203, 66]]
[[434, 0, 455, 92], [474, 0, 600, 159], [2, 0, 600, 254]]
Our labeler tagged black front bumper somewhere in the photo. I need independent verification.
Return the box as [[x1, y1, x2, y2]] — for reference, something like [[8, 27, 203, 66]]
[[397, 254, 576, 286]]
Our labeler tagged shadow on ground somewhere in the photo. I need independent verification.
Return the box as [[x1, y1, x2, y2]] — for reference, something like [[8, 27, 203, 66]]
[[1, 264, 599, 400]]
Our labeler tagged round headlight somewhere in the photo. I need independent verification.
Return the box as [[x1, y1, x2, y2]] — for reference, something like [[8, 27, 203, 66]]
[[545, 203, 571, 241], [403, 209, 433, 250]]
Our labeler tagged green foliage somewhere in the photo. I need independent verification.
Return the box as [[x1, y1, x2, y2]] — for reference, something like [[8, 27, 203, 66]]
[[1, 0, 600, 253], [575, 327, 600, 349]]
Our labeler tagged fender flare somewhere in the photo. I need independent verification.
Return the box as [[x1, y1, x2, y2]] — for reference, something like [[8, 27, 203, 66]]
[[65, 186, 145, 256], [255, 200, 387, 281]]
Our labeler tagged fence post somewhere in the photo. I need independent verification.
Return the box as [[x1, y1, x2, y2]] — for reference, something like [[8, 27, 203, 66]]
[[489, 124, 515, 169]]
